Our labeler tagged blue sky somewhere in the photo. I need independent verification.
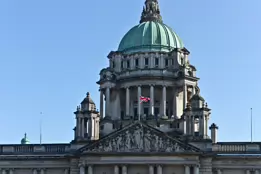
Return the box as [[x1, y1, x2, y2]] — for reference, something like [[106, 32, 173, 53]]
[[0, 0, 260, 144]]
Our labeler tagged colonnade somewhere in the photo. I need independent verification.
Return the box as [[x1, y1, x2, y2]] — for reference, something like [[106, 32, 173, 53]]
[[99, 84, 196, 118], [215, 169, 260, 174], [79, 164, 199, 174], [1, 169, 69, 174], [76, 116, 93, 138]]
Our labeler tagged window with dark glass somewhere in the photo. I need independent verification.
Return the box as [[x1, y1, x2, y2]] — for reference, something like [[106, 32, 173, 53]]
[[135, 58, 139, 67], [127, 60, 130, 68], [165, 59, 169, 67], [155, 58, 159, 66], [145, 58, 149, 67]]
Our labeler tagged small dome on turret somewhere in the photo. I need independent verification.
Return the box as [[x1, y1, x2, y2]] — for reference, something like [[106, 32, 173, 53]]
[[21, 133, 30, 144], [81, 92, 95, 104], [191, 93, 205, 102]]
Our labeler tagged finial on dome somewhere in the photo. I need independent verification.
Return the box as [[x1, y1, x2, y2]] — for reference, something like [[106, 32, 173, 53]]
[[140, 0, 163, 23], [86, 92, 90, 97]]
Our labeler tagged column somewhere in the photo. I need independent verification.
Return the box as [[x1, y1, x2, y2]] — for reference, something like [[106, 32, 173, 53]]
[[81, 118, 85, 137], [114, 165, 119, 174], [32, 169, 37, 174], [194, 166, 199, 174], [105, 87, 110, 116], [217, 169, 222, 174], [246, 170, 250, 174], [137, 86, 141, 119], [192, 86, 196, 96], [40, 169, 45, 174], [64, 169, 69, 174], [149, 165, 154, 174], [122, 165, 127, 174], [77, 118, 81, 137], [191, 116, 195, 136], [204, 115, 208, 137], [172, 89, 177, 117], [80, 165, 85, 174], [183, 84, 187, 110], [126, 87, 130, 116], [162, 86, 166, 116], [184, 165, 190, 174], [150, 85, 154, 116], [9, 169, 14, 174], [88, 166, 93, 174], [255, 170, 260, 174], [199, 115, 204, 137], [100, 90, 104, 118], [157, 165, 162, 174]]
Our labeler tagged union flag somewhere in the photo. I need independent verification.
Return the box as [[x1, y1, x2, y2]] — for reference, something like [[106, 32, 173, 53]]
[[140, 96, 150, 103]]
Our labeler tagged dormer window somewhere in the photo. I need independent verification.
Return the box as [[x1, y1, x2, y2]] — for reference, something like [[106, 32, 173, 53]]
[[135, 58, 139, 68], [155, 58, 159, 67], [144, 58, 149, 67], [165, 59, 169, 67]]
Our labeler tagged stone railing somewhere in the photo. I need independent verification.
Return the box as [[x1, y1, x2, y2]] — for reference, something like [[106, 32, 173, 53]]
[[0, 144, 71, 154], [212, 142, 261, 153]]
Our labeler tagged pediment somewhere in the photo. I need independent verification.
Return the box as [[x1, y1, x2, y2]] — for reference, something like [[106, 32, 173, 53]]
[[79, 122, 200, 153]]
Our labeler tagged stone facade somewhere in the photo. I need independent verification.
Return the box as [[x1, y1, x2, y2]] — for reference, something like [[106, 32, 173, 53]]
[[2, 0, 261, 174]]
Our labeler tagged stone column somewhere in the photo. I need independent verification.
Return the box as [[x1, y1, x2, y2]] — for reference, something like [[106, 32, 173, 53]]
[[204, 115, 209, 137], [40, 169, 45, 174], [172, 89, 177, 117], [191, 116, 195, 136], [137, 85, 141, 119], [246, 170, 250, 174], [81, 118, 85, 138], [183, 84, 187, 111], [217, 169, 222, 174], [157, 165, 162, 174], [105, 87, 110, 116], [149, 85, 154, 116], [32, 169, 37, 174], [122, 165, 127, 174], [199, 115, 205, 137], [114, 165, 119, 174], [126, 87, 130, 116], [255, 170, 260, 174], [184, 165, 190, 174], [9, 169, 14, 174], [162, 86, 166, 116], [77, 118, 81, 137], [149, 165, 154, 174], [100, 90, 104, 118], [64, 169, 69, 174], [80, 165, 85, 174], [194, 165, 199, 174], [88, 166, 93, 174]]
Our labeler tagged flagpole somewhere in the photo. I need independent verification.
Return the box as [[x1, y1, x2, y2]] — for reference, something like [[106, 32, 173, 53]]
[[40, 112, 43, 145], [251, 108, 253, 142], [138, 99, 141, 121]]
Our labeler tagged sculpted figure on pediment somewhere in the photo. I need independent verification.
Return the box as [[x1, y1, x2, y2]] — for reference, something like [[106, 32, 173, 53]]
[[85, 123, 189, 153]]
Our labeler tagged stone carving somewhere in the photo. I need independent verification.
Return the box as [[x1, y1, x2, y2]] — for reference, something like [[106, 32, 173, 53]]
[[85, 123, 188, 153]]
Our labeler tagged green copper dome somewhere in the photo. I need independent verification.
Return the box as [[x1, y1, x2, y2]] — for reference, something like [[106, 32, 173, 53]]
[[21, 133, 30, 144], [118, 21, 183, 54], [117, 0, 183, 54]]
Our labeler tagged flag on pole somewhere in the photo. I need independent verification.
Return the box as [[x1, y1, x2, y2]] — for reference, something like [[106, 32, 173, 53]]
[[140, 96, 150, 103]]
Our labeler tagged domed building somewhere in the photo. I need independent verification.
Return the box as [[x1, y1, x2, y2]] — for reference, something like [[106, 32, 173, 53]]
[[1, 1, 261, 174]]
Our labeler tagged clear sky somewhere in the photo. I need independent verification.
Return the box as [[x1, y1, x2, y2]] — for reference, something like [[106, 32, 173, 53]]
[[0, 0, 260, 144]]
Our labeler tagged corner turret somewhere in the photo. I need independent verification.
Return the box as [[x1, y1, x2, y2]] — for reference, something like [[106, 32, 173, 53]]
[[73, 92, 100, 143]]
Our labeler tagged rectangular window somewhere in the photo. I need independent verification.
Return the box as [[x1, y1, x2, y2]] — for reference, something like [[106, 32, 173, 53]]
[[135, 58, 139, 67], [112, 61, 115, 68], [144, 58, 149, 67], [127, 60, 130, 68], [165, 59, 169, 67], [155, 58, 159, 67]]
